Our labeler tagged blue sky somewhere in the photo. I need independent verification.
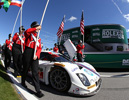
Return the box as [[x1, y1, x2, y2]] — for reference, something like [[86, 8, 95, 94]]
[[1, 0, 129, 49]]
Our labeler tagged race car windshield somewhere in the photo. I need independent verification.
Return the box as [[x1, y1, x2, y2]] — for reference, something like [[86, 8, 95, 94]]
[[55, 56, 70, 62]]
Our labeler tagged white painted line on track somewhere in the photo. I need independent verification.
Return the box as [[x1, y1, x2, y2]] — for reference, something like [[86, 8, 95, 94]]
[[101, 74, 129, 78], [1, 60, 5, 67], [1, 60, 38, 100], [0, 54, 1, 59], [101, 75, 112, 78], [7, 70, 38, 100]]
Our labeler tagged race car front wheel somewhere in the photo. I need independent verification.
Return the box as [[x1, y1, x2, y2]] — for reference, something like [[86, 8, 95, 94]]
[[49, 67, 71, 92]]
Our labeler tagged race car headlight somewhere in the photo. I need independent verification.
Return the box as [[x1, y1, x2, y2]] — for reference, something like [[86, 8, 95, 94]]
[[77, 73, 90, 86]]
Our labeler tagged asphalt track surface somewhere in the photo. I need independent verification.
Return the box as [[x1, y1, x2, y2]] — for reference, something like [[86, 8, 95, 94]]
[[1, 59, 129, 100]]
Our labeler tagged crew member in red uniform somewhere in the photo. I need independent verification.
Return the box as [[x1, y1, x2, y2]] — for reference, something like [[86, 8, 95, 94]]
[[76, 40, 85, 62], [4, 34, 13, 70], [12, 26, 25, 77], [53, 43, 58, 53], [21, 21, 44, 98]]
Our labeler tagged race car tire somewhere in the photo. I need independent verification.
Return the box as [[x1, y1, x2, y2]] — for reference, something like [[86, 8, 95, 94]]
[[49, 67, 71, 92]]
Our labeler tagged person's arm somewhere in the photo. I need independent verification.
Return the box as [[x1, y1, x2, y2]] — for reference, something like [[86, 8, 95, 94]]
[[5, 40, 7, 45], [57, 48, 59, 52], [12, 33, 18, 43], [82, 44, 85, 49], [78, 44, 85, 49], [25, 26, 41, 38], [25, 28, 37, 38], [53, 47, 55, 52], [9, 42, 13, 51], [5, 39, 10, 46]]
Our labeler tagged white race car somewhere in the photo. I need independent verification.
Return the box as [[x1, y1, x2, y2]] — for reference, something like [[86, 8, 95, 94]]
[[29, 51, 102, 96]]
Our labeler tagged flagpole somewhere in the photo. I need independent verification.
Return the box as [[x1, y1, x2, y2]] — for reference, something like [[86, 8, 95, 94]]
[[20, 0, 24, 53], [11, 7, 21, 37], [11, 0, 26, 36], [59, 36, 62, 45], [11, 0, 26, 53], [83, 34, 84, 44], [33, 0, 50, 58], [20, 3, 22, 28]]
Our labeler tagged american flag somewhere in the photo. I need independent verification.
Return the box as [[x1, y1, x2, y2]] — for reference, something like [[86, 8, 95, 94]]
[[80, 11, 84, 35], [57, 15, 65, 38]]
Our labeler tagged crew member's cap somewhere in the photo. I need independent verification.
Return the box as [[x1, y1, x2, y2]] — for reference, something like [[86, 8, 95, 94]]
[[9, 34, 12, 37], [54, 43, 57, 46], [19, 26, 25, 31], [31, 21, 40, 28], [78, 40, 82, 43]]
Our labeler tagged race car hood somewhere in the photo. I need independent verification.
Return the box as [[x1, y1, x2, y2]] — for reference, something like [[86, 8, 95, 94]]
[[76, 62, 100, 76], [59, 62, 101, 91], [57, 62, 100, 82], [54, 62, 80, 72], [54, 62, 100, 78], [76, 62, 101, 85]]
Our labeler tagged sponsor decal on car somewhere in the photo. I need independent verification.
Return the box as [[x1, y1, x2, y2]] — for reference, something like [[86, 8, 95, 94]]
[[71, 67, 79, 72], [73, 88, 80, 93], [83, 68, 94, 76], [89, 76, 99, 84], [54, 63, 65, 67], [87, 84, 96, 89], [76, 63, 100, 77]]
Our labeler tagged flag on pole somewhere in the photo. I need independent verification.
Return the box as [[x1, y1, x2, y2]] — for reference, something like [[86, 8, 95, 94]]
[[1, 0, 11, 12], [0, 0, 23, 12], [57, 15, 65, 38], [0, 0, 4, 5], [10, 0, 23, 7], [80, 11, 84, 35], [0, 0, 3, 9]]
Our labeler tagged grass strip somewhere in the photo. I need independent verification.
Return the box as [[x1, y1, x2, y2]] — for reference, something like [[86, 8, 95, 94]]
[[0, 61, 22, 100]]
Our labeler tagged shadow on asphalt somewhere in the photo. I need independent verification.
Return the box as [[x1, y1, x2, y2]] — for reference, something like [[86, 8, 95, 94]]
[[39, 83, 94, 98], [25, 75, 93, 98]]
